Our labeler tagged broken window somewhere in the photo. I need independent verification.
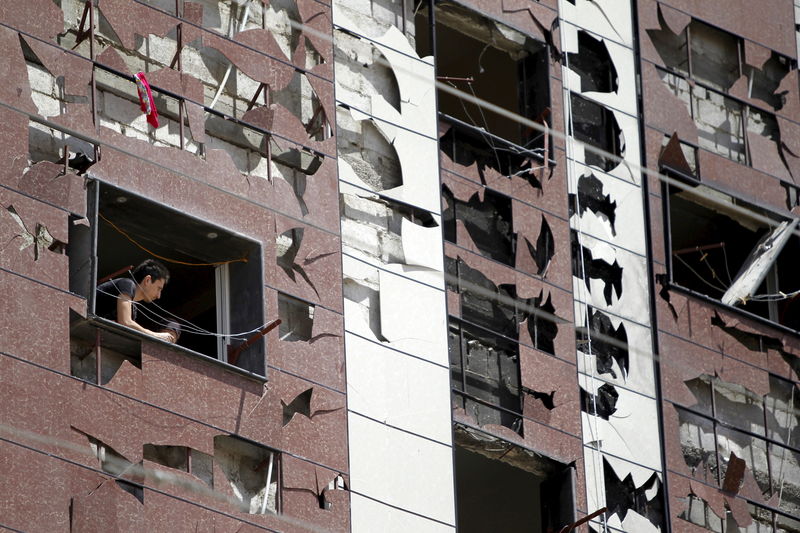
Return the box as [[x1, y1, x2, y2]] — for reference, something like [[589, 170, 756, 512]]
[[416, 1, 552, 179], [442, 186, 515, 266], [567, 31, 619, 94], [446, 255, 560, 434], [452, 425, 575, 533], [650, 16, 792, 165], [677, 374, 800, 522], [447, 255, 557, 355], [69, 181, 267, 375], [650, 18, 740, 92], [569, 93, 623, 172], [667, 185, 800, 331], [449, 319, 522, 434], [143, 444, 214, 488], [214, 435, 280, 514]]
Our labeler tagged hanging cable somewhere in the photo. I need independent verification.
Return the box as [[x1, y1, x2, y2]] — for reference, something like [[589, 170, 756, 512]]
[[98, 213, 248, 267]]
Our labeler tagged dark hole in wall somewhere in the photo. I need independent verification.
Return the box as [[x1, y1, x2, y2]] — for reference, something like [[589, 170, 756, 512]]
[[570, 93, 623, 172], [277, 292, 314, 342], [449, 319, 522, 434], [442, 186, 457, 247], [603, 458, 664, 528], [143, 444, 214, 487], [523, 214, 555, 275], [453, 426, 575, 533], [282, 388, 313, 426], [276, 227, 320, 296], [571, 230, 623, 305], [445, 188, 515, 265], [580, 383, 618, 420], [518, 290, 557, 356], [688, 21, 740, 91], [576, 306, 628, 379], [438, 122, 546, 188], [454, 446, 544, 533], [568, 172, 617, 235], [455, 258, 518, 339], [567, 31, 618, 93], [447, 254, 558, 355]]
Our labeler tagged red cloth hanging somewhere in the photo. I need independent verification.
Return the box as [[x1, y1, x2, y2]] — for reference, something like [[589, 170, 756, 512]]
[[134, 72, 160, 128]]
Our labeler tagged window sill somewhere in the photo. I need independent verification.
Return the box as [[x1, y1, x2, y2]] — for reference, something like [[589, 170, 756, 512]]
[[83, 315, 268, 383], [665, 282, 800, 340]]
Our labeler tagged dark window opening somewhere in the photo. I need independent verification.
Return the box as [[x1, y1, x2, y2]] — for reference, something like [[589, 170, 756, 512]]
[[453, 425, 575, 533], [69, 181, 266, 375], [649, 17, 741, 92], [416, 1, 551, 177], [667, 185, 800, 332], [446, 255, 558, 356], [570, 93, 623, 172], [567, 31, 618, 94], [442, 186, 515, 266], [449, 319, 522, 435]]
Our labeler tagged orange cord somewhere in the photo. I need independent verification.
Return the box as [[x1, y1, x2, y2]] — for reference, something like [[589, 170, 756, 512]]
[[99, 213, 247, 267]]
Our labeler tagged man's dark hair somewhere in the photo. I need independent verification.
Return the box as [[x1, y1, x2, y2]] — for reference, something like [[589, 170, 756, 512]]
[[132, 259, 170, 284]]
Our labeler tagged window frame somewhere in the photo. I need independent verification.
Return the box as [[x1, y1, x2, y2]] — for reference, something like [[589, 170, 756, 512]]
[[673, 373, 800, 528], [663, 181, 800, 337], [70, 179, 268, 380]]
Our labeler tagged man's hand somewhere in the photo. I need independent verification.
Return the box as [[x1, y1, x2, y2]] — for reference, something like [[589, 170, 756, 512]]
[[155, 330, 177, 343]]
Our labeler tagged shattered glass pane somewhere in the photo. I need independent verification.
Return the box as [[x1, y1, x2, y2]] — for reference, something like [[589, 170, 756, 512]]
[[677, 407, 719, 485]]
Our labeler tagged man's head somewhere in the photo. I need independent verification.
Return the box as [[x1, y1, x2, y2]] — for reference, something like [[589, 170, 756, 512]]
[[132, 259, 170, 302]]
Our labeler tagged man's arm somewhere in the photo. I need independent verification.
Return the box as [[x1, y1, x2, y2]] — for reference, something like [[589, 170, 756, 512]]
[[116, 294, 176, 343]]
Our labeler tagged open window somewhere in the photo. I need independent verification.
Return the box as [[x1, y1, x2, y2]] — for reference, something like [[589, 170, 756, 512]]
[[70, 181, 266, 375], [416, 1, 551, 177], [667, 185, 800, 332], [453, 425, 575, 533]]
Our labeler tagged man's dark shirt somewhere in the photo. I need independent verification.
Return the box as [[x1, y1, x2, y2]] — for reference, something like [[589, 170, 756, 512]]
[[95, 278, 137, 321]]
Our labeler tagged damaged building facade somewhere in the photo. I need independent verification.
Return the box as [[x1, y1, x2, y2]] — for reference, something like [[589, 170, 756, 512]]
[[1, 0, 799, 531]]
